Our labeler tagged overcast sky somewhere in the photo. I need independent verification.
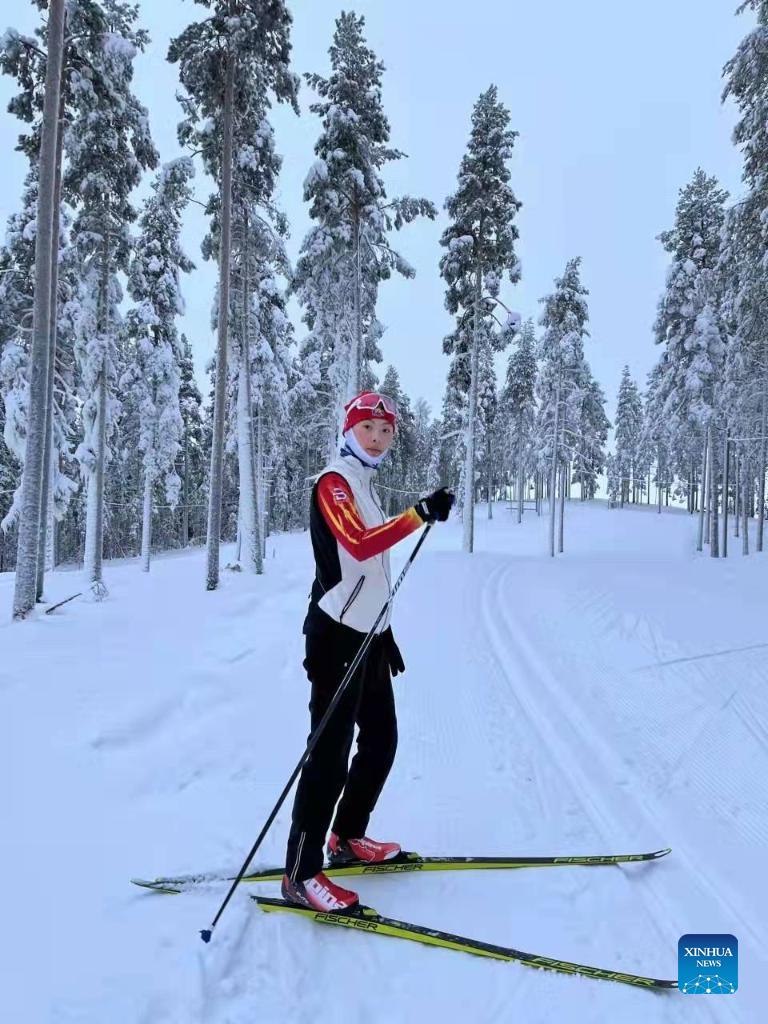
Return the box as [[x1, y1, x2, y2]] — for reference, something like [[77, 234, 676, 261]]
[[0, 0, 754, 422]]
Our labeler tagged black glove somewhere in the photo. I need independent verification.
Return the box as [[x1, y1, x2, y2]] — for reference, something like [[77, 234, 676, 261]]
[[381, 626, 405, 677], [414, 486, 455, 524]]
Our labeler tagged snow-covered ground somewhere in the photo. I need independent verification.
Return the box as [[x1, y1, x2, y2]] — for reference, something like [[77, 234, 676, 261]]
[[1, 501, 764, 1023]]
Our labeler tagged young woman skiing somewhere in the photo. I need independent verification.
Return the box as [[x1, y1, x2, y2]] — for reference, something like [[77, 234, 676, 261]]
[[282, 390, 455, 912]]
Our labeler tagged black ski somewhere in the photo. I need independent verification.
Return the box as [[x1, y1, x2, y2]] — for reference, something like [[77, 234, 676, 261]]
[[253, 896, 678, 991], [131, 846, 671, 894]]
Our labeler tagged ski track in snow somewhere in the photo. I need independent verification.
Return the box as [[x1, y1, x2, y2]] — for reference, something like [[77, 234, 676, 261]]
[[481, 559, 741, 1024], [2, 506, 765, 1022]]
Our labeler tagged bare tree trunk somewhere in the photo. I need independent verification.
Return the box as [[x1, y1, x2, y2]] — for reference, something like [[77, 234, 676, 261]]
[[757, 373, 766, 552], [742, 457, 750, 555], [517, 412, 524, 524], [462, 259, 482, 554], [487, 433, 493, 519], [83, 233, 110, 593], [722, 431, 729, 558], [37, 77, 66, 600], [13, 0, 66, 620], [704, 427, 713, 546], [236, 211, 261, 572], [256, 403, 265, 563], [141, 466, 152, 572], [182, 415, 189, 545], [709, 422, 719, 557], [549, 380, 561, 558], [735, 450, 740, 538], [45, 455, 57, 570], [557, 458, 565, 554], [696, 436, 708, 553], [205, 51, 235, 591], [350, 205, 362, 397]]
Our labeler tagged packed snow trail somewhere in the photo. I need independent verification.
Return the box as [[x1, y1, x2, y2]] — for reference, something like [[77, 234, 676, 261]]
[[0, 501, 764, 1022]]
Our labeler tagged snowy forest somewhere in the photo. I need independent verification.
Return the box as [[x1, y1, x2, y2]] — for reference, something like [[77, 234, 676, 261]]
[[4, 3, 768, 1020], [1, 0, 768, 614]]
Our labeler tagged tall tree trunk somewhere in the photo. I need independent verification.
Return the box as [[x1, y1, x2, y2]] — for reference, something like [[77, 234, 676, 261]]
[[182, 414, 189, 545], [487, 433, 493, 519], [462, 259, 482, 554], [236, 212, 261, 572], [84, 234, 110, 593], [557, 458, 565, 554], [256, 404, 265, 561], [205, 51, 235, 591], [141, 463, 153, 572], [696, 436, 708, 553], [657, 446, 663, 514], [742, 457, 750, 555], [722, 431, 730, 558], [549, 380, 561, 558], [45, 455, 57, 570], [709, 422, 719, 557], [349, 205, 363, 397], [704, 428, 713, 546], [735, 450, 740, 538], [757, 368, 767, 552], [12, 0, 66, 620], [37, 78, 66, 600], [517, 412, 524, 524]]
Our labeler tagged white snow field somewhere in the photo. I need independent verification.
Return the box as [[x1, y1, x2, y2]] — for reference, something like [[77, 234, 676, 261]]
[[1, 501, 765, 1023]]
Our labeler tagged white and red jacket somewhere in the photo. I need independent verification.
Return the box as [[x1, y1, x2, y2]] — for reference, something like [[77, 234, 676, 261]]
[[303, 448, 423, 636]]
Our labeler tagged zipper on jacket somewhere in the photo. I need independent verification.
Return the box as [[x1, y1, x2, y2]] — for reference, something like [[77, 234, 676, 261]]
[[339, 574, 366, 623]]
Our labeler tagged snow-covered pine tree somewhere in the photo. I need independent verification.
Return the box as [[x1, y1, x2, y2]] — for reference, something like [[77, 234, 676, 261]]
[[374, 365, 417, 514], [722, 0, 768, 552], [177, 335, 206, 546], [411, 397, 439, 496], [63, 2, 158, 596], [170, 0, 298, 590], [605, 452, 621, 508], [439, 85, 522, 552], [475, 340, 499, 518], [0, 165, 79, 564], [0, 391, 17, 571], [225, 93, 292, 572], [293, 11, 435, 462], [2, 0, 65, 617], [643, 361, 672, 511], [123, 158, 195, 572], [501, 317, 536, 522], [574, 374, 609, 501], [653, 168, 728, 553], [535, 258, 590, 555], [613, 366, 643, 507], [0, 172, 39, 537], [201, 85, 294, 572], [0, 22, 69, 601], [1, 3, 148, 592]]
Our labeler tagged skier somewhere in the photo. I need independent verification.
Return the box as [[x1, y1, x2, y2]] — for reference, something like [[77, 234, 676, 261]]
[[282, 390, 455, 912]]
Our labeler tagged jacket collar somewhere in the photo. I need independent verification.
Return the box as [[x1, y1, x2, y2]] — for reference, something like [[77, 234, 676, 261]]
[[339, 442, 378, 476]]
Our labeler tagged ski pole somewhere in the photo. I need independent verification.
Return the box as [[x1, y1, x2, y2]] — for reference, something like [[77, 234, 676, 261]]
[[200, 520, 434, 942]]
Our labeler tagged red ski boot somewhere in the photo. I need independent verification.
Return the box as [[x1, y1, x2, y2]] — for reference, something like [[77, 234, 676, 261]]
[[327, 832, 402, 866], [281, 871, 359, 913]]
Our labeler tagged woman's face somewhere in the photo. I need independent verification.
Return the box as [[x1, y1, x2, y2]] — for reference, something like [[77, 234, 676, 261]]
[[352, 418, 394, 457]]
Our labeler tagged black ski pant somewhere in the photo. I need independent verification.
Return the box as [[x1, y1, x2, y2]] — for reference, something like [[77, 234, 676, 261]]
[[284, 622, 397, 882]]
